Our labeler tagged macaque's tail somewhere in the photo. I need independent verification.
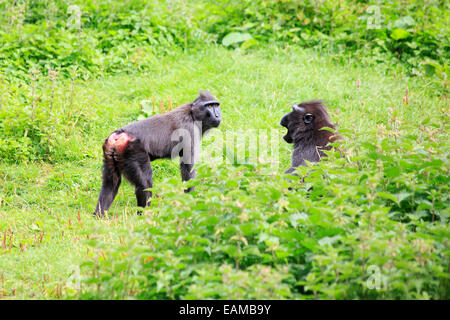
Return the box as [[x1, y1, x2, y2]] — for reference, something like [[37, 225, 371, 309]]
[[102, 130, 135, 169]]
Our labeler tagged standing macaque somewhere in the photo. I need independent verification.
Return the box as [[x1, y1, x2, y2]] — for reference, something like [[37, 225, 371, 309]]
[[94, 90, 221, 216], [280, 100, 340, 174]]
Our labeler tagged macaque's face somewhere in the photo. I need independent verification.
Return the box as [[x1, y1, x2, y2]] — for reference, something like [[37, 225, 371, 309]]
[[280, 101, 333, 144], [280, 105, 315, 143], [191, 93, 221, 129]]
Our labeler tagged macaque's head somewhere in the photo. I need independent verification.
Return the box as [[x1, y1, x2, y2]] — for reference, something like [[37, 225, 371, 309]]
[[280, 100, 335, 144], [191, 90, 221, 129]]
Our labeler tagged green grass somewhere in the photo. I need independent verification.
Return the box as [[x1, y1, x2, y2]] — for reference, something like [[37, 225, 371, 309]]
[[0, 46, 448, 299]]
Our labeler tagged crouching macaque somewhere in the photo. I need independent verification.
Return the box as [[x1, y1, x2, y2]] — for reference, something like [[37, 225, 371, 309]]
[[94, 90, 221, 216], [280, 100, 340, 174]]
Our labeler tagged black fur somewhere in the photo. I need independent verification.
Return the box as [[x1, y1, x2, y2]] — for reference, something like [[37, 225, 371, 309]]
[[280, 100, 340, 174], [94, 90, 221, 216]]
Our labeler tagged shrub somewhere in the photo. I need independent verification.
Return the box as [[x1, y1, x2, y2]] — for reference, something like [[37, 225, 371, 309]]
[[0, 1, 448, 79], [0, 69, 99, 162], [75, 111, 449, 299]]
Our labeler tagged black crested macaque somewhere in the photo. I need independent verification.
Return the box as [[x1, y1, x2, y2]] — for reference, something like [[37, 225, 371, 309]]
[[280, 100, 340, 174], [94, 90, 221, 217]]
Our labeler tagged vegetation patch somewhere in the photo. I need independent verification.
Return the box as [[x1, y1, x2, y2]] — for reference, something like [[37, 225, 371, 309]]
[[0, 1, 448, 300]]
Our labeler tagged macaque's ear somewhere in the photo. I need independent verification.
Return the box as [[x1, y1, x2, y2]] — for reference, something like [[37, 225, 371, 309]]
[[194, 90, 220, 107], [292, 105, 305, 113], [199, 90, 213, 100]]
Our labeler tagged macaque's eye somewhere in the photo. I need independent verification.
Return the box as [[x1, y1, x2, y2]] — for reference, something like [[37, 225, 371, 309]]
[[303, 113, 314, 124]]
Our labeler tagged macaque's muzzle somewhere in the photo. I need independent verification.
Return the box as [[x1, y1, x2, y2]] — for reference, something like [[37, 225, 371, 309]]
[[280, 113, 292, 143], [207, 103, 221, 127], [283, 133, 293, 143]]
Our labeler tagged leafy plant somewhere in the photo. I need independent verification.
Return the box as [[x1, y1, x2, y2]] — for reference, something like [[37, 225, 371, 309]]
[[0, 1, 448, 79], [75, 111, 449, 299]]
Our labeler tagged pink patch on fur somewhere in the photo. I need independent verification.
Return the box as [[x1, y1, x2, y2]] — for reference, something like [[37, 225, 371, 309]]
[[107, 132, 132, 154]]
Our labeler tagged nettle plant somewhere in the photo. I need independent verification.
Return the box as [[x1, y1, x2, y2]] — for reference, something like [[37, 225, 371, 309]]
[[1, 1, 448, 79], [0, 67, 99, 163], [76, 109, 448, 299]]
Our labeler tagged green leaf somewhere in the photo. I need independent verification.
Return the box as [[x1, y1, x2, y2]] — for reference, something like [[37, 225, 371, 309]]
[[377, 192, 399, 204], [396, 192, 411, 203], [289, 212, 308, 228], [318, 235, 341, 247], [394, 16, 415, 29], [222, 32, 252, 46], [391, 29, 411, 40], [140, 100, 153, 114], [240, 39, 258, 50], [243, 245, 261, 257], [319, 126, 336, 133], [384, 166, 401, 178]]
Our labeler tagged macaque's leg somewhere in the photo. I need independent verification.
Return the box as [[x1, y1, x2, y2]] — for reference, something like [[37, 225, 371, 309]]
[[94, 154, 122, 217], [180, 162, 196, 193], [121, 141, 153, 214]]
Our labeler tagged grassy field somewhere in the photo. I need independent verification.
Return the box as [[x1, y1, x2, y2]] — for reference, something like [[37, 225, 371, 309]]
[[0, 46, 448, 299]]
